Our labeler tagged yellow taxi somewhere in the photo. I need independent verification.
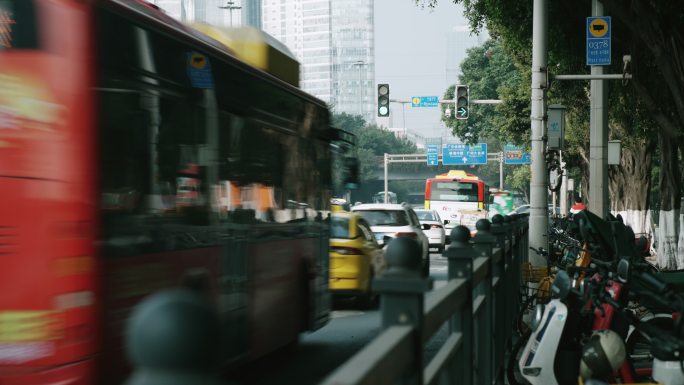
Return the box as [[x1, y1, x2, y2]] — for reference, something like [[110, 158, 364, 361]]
[[329, 210, 386, 304]]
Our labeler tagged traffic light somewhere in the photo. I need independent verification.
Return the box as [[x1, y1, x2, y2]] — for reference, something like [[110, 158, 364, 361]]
[[377, 84, 390, 117], [455, 85, 469, 120]]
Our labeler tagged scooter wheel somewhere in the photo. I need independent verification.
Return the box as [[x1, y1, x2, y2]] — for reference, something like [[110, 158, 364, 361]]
[[507, 329, 532, 385]]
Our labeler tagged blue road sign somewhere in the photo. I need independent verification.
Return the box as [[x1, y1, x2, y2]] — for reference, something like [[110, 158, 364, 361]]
[[504, 144, 531, 165], [426, 144, 439, 165], [442, 143, 488, 165], [411, 96, 439, 107], [586, 16, 611, 66]]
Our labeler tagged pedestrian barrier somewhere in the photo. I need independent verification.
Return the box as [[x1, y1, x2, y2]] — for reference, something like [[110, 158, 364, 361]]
[[123, 289, 226, 385], [320, 214, 529, 385]]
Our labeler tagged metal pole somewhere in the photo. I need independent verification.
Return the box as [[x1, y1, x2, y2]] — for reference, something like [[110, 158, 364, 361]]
[[589, 0, 609, 218], [529, 0, 548, 266], [384, 153, 389, 203], [560, 151, 568, 216], [499, 152, 504, 189], [402, 103, 407, 128]]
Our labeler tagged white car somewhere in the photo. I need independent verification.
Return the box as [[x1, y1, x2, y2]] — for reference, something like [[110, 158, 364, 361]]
[[414, 209, 446, 253], [351, 203, 430, 276]]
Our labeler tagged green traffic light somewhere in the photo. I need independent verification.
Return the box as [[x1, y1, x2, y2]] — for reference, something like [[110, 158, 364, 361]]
[[455, 85, 469, 119]]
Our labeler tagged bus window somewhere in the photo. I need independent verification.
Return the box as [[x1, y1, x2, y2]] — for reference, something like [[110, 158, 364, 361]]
[[0, 0, 38, 50]]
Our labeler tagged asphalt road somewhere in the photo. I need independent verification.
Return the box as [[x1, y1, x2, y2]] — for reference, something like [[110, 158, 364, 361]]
[[225, 251, 449, 385]]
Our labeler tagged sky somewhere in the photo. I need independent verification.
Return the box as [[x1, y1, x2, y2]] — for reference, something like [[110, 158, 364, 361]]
[[374, 0, 489, 140]]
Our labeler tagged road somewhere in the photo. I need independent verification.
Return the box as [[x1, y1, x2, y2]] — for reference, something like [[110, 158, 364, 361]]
[[224, 251, 449, 385]]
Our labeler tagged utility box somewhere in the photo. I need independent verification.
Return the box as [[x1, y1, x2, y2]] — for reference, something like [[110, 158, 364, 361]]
[[608, 140, 621, 165], [547, 104, 566, 150]]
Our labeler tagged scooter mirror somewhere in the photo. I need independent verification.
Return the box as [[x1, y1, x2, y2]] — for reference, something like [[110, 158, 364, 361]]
[[617, 259, 630, 283], [551, 270, 572, 299]]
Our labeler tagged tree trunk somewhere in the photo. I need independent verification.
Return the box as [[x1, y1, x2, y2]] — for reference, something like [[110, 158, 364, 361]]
[[609, 137, 654, 236], [656, 132, 681, 269]]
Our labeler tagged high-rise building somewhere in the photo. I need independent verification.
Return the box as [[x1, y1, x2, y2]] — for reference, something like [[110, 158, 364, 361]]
[[241, 0, 262, 28], [331, 0, 374, 122], [263, 0, 334, 104], [263, 0, 375, 122], [154, 0, 241, 27]]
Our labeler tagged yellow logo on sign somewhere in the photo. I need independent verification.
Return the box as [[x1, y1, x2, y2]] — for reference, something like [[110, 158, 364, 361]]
[[190, 53, 207, 70], [412, 97, 420, 105], [589, 18, 609, 38]]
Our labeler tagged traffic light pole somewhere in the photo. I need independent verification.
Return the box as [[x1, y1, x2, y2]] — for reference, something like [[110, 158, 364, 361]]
[[528, 0, 548, 267]]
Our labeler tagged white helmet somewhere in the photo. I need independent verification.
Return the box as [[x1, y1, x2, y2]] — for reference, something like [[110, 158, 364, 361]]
[[579, 329, 626, 380]]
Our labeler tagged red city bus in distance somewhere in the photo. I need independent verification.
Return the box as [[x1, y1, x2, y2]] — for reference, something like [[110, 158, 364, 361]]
[[0, 1, 341, 384], [425, 170, 490, 236]]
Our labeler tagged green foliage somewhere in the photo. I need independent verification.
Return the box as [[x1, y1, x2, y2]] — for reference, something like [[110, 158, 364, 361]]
[[332, 112, 418, 185]]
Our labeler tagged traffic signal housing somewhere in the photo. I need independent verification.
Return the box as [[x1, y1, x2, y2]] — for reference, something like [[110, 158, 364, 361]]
[[377, 84, 390, 117], [455, 85, 469, 120]]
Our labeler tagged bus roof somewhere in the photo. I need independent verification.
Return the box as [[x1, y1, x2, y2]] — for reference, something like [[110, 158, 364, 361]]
[[434, 170, 480, 181], [187, 23, 300, 87]]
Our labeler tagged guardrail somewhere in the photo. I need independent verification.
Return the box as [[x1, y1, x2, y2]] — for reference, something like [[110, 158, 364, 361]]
[[320, 213, 529, 385]]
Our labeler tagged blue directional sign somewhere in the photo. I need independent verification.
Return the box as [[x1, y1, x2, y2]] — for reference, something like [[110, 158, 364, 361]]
[[442, 143, 488, 165], [504, 144, 531, 165], [426, 144, 439, 166], [586, 16, 611, 66], [411, 96, 439, 107]]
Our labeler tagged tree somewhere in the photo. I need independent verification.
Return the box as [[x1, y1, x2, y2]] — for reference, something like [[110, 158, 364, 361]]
[[420, 0, 681, 264], [331, 113, 419, 202]]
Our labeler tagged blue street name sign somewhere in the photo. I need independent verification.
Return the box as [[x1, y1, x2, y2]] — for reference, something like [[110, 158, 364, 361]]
[[586, 16, 611, 66], [426, 144, 439, 166], [411, 96, 439, 108], [442, 143, 488, 165], [504, 144, 531, 165]]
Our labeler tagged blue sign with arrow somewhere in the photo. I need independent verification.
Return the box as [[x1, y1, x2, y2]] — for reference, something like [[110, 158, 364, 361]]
[[442, 143, 488, 165], [426, 144, 439, 165]]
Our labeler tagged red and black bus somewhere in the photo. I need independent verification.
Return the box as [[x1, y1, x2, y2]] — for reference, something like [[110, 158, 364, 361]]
[[0, 1, 341, 383]]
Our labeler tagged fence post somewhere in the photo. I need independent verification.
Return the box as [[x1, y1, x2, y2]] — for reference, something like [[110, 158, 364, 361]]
[[444, 226, 475, 385], [472, 219, 496, 385], [507, 215, 522, 335], [124, 289, 225, 385], [373, 237, 433, 385], [490, 215, 508, 381]]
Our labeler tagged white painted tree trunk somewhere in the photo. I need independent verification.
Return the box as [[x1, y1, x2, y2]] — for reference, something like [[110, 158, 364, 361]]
[[657, 209, 682, 269], [612, 209, 652, 236], [678, 212, 684, 269]]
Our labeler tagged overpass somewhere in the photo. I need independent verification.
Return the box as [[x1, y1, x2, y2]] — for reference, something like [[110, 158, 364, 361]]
[[369, 153, 504, 186]]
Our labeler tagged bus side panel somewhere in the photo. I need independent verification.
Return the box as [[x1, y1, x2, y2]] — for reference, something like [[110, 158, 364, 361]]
[[0, 1, 98, 383], [248, 237, 315, 359], [98, 247, 221, 385]]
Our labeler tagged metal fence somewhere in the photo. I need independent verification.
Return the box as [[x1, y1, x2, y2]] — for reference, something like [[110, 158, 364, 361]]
[[320, 213, 529, 385]]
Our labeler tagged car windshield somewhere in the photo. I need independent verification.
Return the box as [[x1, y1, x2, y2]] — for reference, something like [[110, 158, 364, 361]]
[[415, 210, 437, 221], [356, 210, 409, 226], [330, 216, 351, 239]]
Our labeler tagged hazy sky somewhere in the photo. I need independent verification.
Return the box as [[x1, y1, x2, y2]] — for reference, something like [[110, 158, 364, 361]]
[[374, 0, 488, 139]]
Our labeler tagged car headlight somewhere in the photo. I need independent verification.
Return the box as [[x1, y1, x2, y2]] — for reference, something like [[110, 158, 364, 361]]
[[530, 304, 545, 331]]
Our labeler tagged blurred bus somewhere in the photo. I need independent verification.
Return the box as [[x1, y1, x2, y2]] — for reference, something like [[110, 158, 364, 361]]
[[425, 170, 490, 236], [0, 1, 350, 384]]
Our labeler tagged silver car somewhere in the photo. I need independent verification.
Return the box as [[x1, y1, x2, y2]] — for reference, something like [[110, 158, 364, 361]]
[[414, 209, 446, 253], [351, 203, 430, 277]]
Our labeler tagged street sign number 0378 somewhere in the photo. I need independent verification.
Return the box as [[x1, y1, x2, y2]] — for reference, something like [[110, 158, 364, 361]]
[[587, 40, 609, 49]]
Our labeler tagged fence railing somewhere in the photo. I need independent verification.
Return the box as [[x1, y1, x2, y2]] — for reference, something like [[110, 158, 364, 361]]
[[320, 213, 529, 385]]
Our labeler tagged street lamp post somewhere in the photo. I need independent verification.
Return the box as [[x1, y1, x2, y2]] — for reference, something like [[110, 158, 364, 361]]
[[218, 1, 242, 27]]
